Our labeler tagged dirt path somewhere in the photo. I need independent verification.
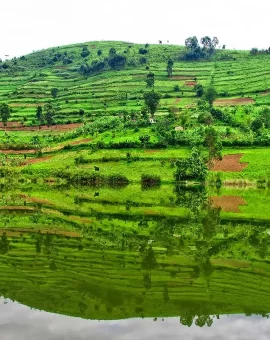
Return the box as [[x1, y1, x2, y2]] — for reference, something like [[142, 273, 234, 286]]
[[211, 195, 247, 212], [212, 154, 248, 172]]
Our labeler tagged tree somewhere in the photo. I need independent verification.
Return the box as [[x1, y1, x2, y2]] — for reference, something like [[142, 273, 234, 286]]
[[204, 86, 217, 105], [81, 46, 90, 58], [195, 84, 204, 97], [44, 102, 55, 127], [143, 91, 161, 117], [51, 88, 59, 99], [167, 58, 174, 77], [251, 117, 263, 132], [109, 47, 116, 57], [175, 148, 208, 181], [0, 103, 11, 127], [146, 72, 155, 88], [185, 36, 199, 50], [204, 127, 222, 163], [36, 106, 43, 126]]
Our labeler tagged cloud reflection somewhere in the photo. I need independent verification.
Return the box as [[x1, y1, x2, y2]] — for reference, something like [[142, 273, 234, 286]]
[[0, 299, 269, 340]]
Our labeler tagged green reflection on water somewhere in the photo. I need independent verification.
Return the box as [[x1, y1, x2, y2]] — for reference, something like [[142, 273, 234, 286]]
[[0, 183, 269, 326]]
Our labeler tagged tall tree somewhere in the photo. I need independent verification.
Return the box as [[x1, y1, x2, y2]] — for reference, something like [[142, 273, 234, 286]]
[[0, 103, 11, 127], [146, 72, 155, 89], [51, 88, 59, 99], [204, 127, 222, 163], [167, 58, 174, 77], [143, 91, 161, 117], [204, 86, 218, 105], [44, 102, 55, 127], [36, 106, 43, 126]]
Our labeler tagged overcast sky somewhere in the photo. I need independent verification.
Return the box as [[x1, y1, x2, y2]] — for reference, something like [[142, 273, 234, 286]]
[[0, 0, 269, 60]]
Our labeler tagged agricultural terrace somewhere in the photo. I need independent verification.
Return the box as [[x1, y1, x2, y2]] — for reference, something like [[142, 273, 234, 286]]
[[0, 40, 269, 183]]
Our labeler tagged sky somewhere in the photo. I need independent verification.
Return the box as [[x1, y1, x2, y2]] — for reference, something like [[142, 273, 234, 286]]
[[0, 0, 269, 60], [1, 298, 270, 340]]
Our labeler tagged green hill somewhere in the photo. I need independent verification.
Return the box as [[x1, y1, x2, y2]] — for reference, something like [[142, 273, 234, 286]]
[[0, 40, 270, 183], [0, 41, 269, 125]]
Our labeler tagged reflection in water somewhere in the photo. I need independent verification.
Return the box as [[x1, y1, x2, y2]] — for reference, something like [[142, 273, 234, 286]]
[[0, 184, 269, 332]]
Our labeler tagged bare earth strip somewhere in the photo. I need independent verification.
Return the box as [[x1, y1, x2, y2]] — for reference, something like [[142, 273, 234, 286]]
[[0, 122, 83, 131], [214, 98, 255, 106], [212, 154, 248, 172], [211, 195, 247, 213]]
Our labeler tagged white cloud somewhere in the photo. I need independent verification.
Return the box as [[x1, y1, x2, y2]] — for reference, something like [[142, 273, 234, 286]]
[[0, 0, 269, 60]]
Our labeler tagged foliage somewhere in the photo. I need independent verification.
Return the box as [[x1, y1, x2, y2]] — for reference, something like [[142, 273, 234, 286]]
[[175, 148, 208, 181], [143, 91, 161, 116], [0, 103, 11, 126]]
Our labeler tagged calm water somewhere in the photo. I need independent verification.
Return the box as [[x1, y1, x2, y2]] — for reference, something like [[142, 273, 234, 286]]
[[0, 184, 269, 339]]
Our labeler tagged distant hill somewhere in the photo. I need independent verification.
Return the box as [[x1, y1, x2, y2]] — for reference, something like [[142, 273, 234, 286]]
[[0, 40, 269, 126]]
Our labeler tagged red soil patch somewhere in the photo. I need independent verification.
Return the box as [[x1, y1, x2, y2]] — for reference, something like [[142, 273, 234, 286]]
[[185, 81, 197, 87], [170, 76, 194, 80], [212, 154, 248, 172], [214, 98, 255, 106], [174, 98, 181, 104], [211, 195, 247, 213], [0, 122, 83, 131]]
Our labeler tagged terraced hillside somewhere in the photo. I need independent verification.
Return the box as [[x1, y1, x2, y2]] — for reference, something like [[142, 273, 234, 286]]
[[0, 40, 270, 184], [0, 41, 269, 126]]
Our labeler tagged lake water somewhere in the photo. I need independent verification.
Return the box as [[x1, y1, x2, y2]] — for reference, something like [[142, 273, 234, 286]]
[[0, 184, 269, 339]]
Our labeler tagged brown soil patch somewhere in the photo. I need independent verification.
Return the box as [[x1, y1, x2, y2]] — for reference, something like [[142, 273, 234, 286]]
[[212, 258, 250, 268], [19, 194, 53, 206], [211, 195, 247, 213], [144, 150, 159, 154], [0, 206, 36, 211], [0, 122, 83, 131], [0, 149, 36, 154], [185, 81, 197, 87], [22, 156, 51, 165], [9, 103, 44, 108], [214, 98, 255, 106], [0, 228, 81, 238], [70, 138, 92, 146], [170, 76, 194, 80], [174, 98, 181, 104], [144, 209, 160, 215], [260, 89, 270, 96], [69, 216, 93, 224], [212, 154, 248, 172]]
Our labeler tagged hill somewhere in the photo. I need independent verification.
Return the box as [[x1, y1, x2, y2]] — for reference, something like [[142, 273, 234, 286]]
[[0, 40, 269, 184]]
